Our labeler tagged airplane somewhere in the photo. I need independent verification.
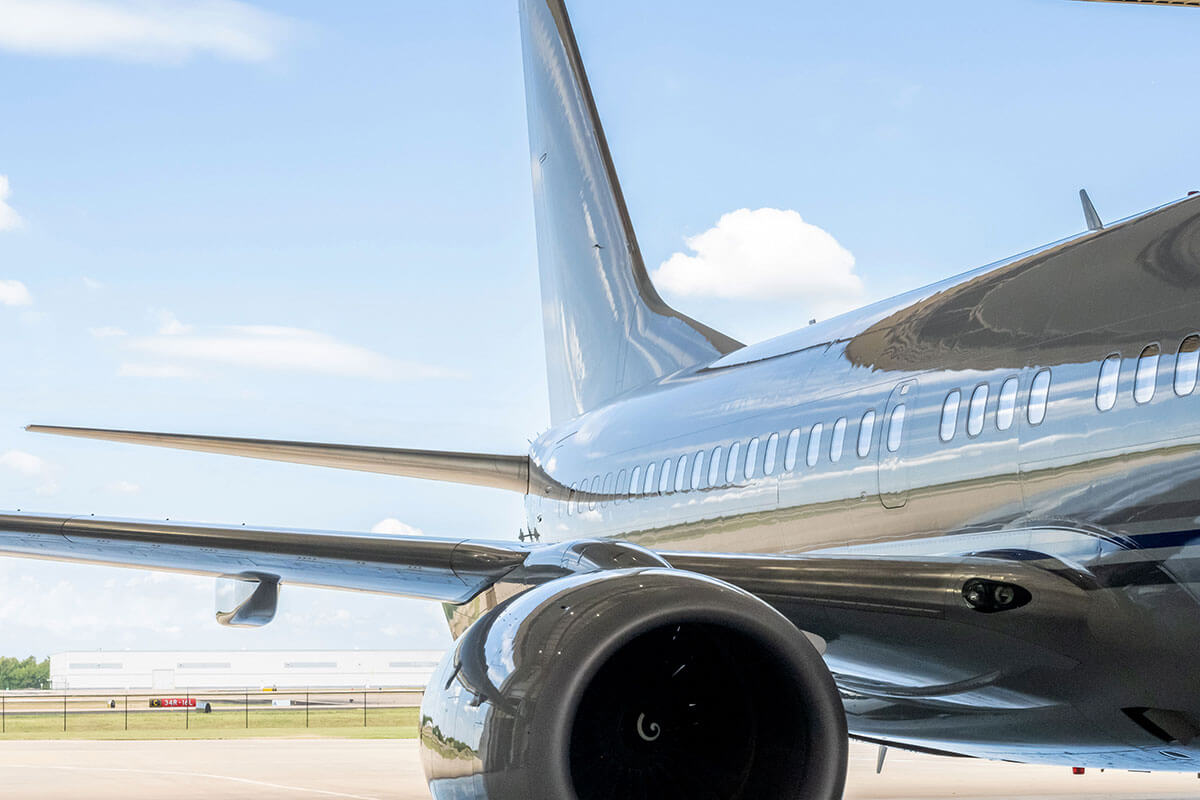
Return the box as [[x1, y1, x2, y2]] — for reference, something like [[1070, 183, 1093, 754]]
[[4, 0, 1200, 798]]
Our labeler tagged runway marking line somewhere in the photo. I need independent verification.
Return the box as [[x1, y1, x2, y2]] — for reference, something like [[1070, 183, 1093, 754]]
[[2, 764, 385, 800]]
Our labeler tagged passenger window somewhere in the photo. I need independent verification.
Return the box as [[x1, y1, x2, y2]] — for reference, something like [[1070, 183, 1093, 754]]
[[589, 475, 600, 510], [726, 441, 741, 484], [857, 410, 875, 457], [1097, 355, 1120, 411], [784, 428, 802, 471], [659, 459, 672, 494], [643, 462, 656, 494], [708, 446, 723, 487], [567, 482, 576, 516], [690, 450, 705, 489], [967, 384, 988, 436], [886, 404, 906, 452], [629, 466, 641, 497], [1175, 335, 1200, 396], [1134, 344, 1160, 404], [764, 432, 779, 475], [806, 423, 823, 467], [996, 378, 1018, 431], [830, 417, 846, 462], [1028, 369, 1051, 425], [940, 390, 961, 442], [601, 472, 614, 506], [745, 438, 759, 480], [673, 455, 687, 492], [615, 470, 626, 502]]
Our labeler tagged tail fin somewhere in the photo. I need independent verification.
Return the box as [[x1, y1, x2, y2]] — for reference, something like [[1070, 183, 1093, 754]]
[[519, 0, 742, 424]]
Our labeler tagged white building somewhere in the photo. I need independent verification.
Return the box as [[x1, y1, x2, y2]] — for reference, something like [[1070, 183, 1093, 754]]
[[49, 650, 444, 691]]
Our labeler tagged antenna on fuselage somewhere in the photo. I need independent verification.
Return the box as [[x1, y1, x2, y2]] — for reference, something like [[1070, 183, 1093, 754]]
[[1080, 188, 1104, 232]]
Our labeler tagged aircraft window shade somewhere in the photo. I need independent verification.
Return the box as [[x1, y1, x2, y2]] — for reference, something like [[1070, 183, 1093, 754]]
[[886, 404, 906, 452], [674, 456, 687, 492], [1097, 355, 1120, 411], [745, 438, 759, 480], [659, 459, 672, 494], [615, 469, 626, 502], [830, 417, 847, 462], [806, 423, 823, 467], [628, 466, 641, 497], [1028, 369, 1051, 425], [940, 390, 961, 442], [1175, 335, 1200, 396], [857, 411, 875, 457], [708, 446, 723, 487], [784, 428, 802, 471], [726, 441, 741, 483], [967, 384, 989, 437], [764, 433, 779, 475], [997, 378, 1018, 431], [1134, 344, 1160, 404]]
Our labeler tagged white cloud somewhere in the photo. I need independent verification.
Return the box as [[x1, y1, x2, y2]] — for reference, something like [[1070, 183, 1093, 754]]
[[82, 276, 103, 290], [0, 0, 295, 64], [89, 325, 128, 338], [653, 208, 863, 309], [0, 175, 22, 230], [370, 518, 424, 536], [0, 449, 59, 495], [126, 323, 459, 380], [0, 449, 49, 477], [117, 362, 194, 378], [0, 279, 33, 306], [154, 309, 192, 335], [105, 480, 141, 494]]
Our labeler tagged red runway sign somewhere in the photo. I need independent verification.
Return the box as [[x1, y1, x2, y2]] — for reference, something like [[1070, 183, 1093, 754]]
[[149, 698, 196, 708]]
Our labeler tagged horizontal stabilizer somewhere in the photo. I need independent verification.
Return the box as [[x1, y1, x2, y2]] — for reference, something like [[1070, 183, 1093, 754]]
[[0, 511, 528, 604], [27, 425, 531, 494]]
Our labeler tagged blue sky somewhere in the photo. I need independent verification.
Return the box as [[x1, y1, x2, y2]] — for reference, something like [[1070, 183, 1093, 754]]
[[0, 0, 1197, 658]]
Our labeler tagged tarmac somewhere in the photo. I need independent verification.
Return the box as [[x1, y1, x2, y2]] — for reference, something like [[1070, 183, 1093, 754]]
[[1, 738, 1199, 799]]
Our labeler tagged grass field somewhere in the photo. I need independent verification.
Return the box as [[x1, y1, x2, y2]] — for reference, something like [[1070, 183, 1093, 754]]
[[0, 707, 420, 740]]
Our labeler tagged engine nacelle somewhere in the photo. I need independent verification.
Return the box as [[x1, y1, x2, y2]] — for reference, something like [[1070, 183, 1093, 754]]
[[419, 568, 847, 800]]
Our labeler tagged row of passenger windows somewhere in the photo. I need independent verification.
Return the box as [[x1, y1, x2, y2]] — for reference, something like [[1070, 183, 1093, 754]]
[[565, 407, 885, 515], [938, 369, 1051, 442], [1096, 335, 1200, 411]]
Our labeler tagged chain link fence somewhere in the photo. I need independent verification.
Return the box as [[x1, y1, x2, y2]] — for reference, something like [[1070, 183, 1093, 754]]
[[0, 688, 423, 736]]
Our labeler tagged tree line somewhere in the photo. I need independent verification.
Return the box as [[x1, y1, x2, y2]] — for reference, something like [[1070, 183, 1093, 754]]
[[0, 656, 49, 689]]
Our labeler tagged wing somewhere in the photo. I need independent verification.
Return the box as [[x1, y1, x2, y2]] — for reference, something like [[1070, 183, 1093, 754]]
[[0, 511, 528, 604], [26, 425, 534, 494]]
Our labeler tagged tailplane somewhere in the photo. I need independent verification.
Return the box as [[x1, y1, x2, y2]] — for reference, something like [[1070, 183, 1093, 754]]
[[519, 0, 742, 424]]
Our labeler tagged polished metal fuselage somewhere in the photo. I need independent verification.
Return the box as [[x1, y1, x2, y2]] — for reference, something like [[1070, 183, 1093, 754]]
[[524, 194, 1200, 768]]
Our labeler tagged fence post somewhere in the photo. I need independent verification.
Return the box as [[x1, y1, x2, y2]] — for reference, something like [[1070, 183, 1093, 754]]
[[245, 692, 248, 729], [63, 693, 67, 732], [185, 690, 189, 731], [124, 695, 128, 731], [2, 693, 5, 733], [305, 689, 309, 729], [363, 690, 367, 727]]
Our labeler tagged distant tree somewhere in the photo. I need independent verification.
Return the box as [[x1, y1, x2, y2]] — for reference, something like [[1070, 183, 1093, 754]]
[[0, 656, 49, 690]]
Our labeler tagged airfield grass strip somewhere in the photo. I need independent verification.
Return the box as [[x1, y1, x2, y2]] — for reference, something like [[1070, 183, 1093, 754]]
[[0, 707, 419, 741]]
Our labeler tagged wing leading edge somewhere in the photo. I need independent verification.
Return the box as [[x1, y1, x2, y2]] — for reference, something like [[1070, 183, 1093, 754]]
[[0, 512, 528, 604]]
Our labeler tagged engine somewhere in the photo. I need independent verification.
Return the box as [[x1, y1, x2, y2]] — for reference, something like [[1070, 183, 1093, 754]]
[[419, 568, 847, 800]]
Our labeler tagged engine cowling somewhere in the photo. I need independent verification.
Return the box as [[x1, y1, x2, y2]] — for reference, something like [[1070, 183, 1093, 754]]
[[419, 568, 847, 800]]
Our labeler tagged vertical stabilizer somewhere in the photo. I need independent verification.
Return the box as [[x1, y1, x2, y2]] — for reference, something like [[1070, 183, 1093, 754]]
[[519, 0, 742, 424]]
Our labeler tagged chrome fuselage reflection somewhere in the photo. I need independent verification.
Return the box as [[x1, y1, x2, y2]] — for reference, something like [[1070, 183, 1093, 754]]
[[524, 194, 1200, 769]]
